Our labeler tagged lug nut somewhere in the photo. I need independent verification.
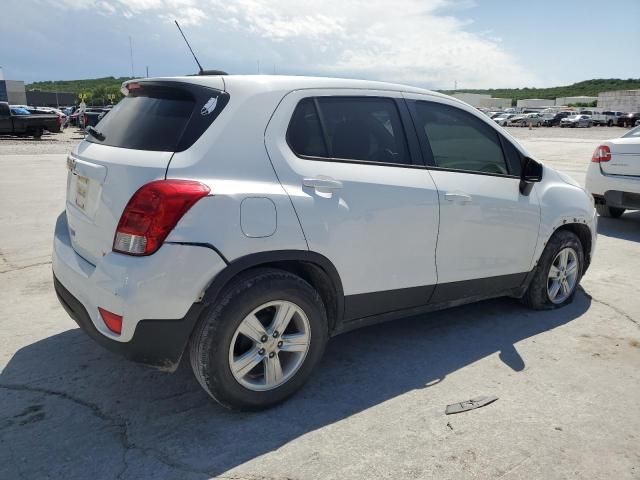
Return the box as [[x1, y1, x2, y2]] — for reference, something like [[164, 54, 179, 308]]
[[272, 331, 279, 338], [269, 352, 275, 358], [258, 348, 266, 355], [277, 341, 283, 348], [260, 335, 268, 343]]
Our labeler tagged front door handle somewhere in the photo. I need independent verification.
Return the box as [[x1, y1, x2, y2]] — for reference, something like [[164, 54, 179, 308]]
[[303, 177, 343, 191], [444, 192, 473, 204]]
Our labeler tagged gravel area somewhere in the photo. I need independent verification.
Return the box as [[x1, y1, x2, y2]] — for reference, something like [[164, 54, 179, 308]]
[[0, 127, 86, 155]]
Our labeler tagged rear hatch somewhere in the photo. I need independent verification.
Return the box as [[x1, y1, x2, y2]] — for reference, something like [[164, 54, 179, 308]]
[[65, 78, 228, 265], [600, 138, 640, 177]]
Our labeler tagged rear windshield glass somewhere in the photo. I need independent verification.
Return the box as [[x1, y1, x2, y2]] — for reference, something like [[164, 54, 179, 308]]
[[86, 82, 228, 152]]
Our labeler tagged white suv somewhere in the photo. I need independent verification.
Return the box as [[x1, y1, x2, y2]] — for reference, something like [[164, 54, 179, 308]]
[[53, 75, 596, 410]]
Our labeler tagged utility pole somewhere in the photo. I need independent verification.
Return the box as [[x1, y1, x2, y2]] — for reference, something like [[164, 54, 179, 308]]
[[146, 66, 149, 78], [129, 36, 135, 77], [257, 59, 260, 74]]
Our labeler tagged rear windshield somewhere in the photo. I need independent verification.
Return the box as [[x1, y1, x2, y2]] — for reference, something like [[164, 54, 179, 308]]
[[87, 82, 228, 152]]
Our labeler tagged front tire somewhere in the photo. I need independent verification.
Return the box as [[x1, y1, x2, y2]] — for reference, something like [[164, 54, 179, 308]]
[[522, 230, 584, 310], [596, 204, 625, 218], [189, 269, 328, 410]]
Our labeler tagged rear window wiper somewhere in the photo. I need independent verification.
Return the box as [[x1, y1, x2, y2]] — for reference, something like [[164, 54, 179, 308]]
[[86, 126, 106, 141]]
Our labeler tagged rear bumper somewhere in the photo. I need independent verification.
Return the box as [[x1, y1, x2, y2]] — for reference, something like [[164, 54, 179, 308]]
[[52, 211, 227, 369], [54, 276, 204, 370], [597, 191, 640, 210], [586, 163, 640, 207]]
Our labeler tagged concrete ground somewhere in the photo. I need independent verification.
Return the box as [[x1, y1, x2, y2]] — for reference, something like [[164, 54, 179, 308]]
[[1, 126, 639, 479]]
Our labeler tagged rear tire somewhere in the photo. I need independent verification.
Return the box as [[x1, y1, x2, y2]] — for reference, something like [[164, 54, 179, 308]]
[[32, 127, 43, 139], [596, 204, 625, 218], [189, 268, 328, 410], [522, 230, 584, 310]]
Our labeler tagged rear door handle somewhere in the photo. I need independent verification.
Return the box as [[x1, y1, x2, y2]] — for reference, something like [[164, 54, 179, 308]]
[[444, 192, 473, 204], [303, 177, 343, 190]]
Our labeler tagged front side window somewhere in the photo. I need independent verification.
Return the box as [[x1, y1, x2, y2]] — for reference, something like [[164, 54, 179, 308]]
[[412, 101, 510, 175], [287, 96, 410, 165]]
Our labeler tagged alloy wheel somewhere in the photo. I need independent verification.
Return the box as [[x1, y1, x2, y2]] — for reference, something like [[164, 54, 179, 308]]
[[228, 300, 311, 391], [547, 247, 579, 304]]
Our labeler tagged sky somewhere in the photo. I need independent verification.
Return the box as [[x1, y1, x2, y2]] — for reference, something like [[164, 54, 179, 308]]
[[1, 0, 638, 89]]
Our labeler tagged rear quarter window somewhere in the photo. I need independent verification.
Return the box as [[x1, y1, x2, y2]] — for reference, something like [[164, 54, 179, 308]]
[[87, 82, 228, 152]]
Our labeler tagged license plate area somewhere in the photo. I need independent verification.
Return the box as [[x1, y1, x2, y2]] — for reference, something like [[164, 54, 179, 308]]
[[67, 170, 100, 219], [74, 174, 90, 211]]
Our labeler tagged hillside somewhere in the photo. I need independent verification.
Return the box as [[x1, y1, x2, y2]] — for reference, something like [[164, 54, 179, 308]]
[[25, 77, 640, 104], [26, 77, 131, 104], [440, 78, 640, 101], [26, 77, 131, 94]]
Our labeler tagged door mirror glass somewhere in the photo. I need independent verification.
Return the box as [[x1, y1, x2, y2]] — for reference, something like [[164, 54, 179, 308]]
[[519, 157, 543, 195]]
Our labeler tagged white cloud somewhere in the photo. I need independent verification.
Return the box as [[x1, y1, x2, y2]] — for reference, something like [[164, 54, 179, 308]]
[[44, 0, 537, 88]]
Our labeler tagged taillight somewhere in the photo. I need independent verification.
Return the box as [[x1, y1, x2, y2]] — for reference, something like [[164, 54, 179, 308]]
[[592, 145, 611, 163], [113, 180, 210, 256]]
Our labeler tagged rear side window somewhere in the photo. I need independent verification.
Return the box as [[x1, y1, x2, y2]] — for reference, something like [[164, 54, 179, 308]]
[[412, 101, 510, 175], [287, 96, 410, 165], [87, 82, 228, 152]]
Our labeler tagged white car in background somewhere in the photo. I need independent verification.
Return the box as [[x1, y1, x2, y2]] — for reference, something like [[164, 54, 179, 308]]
[[586, 126, 640, 217]]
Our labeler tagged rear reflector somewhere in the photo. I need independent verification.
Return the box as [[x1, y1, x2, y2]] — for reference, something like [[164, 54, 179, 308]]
[[592, 145, 611, 163], [98, 307, 123, 334], [113, 179, 210, 256]]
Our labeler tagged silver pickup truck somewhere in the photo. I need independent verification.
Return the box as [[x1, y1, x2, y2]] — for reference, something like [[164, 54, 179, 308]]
[[580, 110, 625, 127]]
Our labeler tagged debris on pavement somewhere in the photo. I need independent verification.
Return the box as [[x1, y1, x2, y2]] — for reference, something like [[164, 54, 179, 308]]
[[445, 395, 498, 415]]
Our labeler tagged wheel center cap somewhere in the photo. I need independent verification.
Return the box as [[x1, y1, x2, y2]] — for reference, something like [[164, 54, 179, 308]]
[[264, 337, 278, 352]]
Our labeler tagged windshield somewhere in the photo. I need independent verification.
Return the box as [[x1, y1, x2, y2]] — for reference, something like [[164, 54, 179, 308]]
[[622, 126, 640, 138], [10, 107, 31, 115]]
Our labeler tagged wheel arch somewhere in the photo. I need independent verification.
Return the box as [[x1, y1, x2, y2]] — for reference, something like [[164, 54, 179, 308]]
[[199, 250, 344, 335], [550, 222, 593, 273]]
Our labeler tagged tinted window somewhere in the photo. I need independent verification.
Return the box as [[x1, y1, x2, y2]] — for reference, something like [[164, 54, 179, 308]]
[[87, 83, 227, 152], [501, 138, 523, 177], [413, 101, 510, 175], [287, 96, 410, 165], [286, 98, 326, 157]]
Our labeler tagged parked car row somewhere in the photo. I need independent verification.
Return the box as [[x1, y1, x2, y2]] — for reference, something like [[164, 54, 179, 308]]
[[0, 103, 114, 137], [486, 108, 640, 129]]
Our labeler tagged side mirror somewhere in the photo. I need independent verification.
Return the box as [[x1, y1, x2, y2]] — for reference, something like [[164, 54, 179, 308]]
[[519, 157, 543, 196]]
